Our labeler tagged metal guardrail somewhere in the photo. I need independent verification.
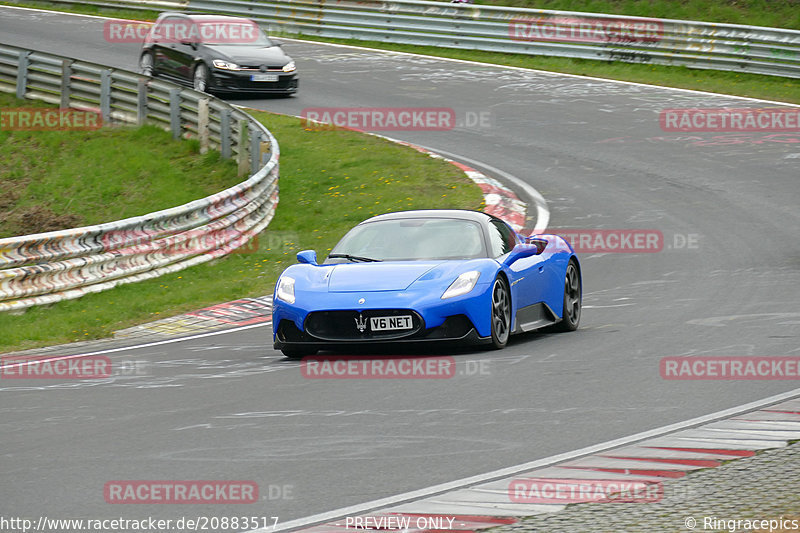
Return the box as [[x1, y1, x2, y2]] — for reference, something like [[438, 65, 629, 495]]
[[197, 0, 800, 78], [21, 0, 800, 78], [0, 43, 279, 312]]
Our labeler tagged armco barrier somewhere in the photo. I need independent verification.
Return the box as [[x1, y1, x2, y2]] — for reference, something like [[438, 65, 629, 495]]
[[0, 43, 279, 312], [12, 0, 800, 78], [190, 0, 800, 78]]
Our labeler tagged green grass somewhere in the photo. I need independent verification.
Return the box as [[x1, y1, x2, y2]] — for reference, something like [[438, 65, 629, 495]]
[[0, 108, 484, 353], [3, 0, 798, 105], [473, 0, 800, 31], [0, 94, 240, 238], [0, 0, 159, 21]]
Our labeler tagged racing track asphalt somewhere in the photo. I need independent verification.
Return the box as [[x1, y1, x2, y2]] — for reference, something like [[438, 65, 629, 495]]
[[1, 6, 799, 527]]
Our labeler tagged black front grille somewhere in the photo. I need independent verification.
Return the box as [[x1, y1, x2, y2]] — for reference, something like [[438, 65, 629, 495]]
[[212, 73, 297, 92], [239, 65, 284, 71], [305, 310, 424, 341]]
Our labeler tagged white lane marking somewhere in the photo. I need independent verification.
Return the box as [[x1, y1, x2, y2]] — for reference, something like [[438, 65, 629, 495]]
[[0, 6, 797, 109], [252, 387, 800, 533], [0, 321, 272, 371], [277, 37, 800, 108], [415, 146, 550, 234]]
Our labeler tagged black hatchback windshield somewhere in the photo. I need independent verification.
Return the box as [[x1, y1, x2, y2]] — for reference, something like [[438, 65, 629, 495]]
[[196, 22, 274, 46], [327, 218, 488, 262]]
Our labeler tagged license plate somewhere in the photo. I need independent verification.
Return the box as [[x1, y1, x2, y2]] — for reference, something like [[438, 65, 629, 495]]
[[251, 74, 279, 82], [370, 315, 413, 331]]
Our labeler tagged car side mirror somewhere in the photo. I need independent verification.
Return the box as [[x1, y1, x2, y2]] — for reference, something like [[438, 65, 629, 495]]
[[181, 40, 198, 49], [272, 39, 284, 47], [525, 237, 548, 254], [503, 244, 541, 266], [297, 250, 318, 265]]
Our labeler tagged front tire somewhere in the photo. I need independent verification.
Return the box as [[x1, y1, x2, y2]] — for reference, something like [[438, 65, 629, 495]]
[[552, 260, 581, 332], [193, 63, 210, 93], [139, 52, 155, 76], [490, 276, 511, 349], [281, 346, 317, 360]]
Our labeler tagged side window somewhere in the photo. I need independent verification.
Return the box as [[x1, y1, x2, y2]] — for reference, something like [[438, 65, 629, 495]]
[[152, 16, 188, 43], [487, 219, 517, 257]]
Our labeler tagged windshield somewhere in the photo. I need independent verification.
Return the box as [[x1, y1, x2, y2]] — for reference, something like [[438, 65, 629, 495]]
[[196, 22, 274, 46], [327, 218, 487, 262]]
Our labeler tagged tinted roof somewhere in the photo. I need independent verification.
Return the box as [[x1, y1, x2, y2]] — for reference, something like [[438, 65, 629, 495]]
[[360, 209, 494, 225], [159, 12, 256, 24]]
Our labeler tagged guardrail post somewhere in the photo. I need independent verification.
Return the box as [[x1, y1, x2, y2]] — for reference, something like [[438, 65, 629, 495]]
[[16, 51, 31, 100], [198, 97, 210, 154], [220, 108, 232, 159], [60, 59, 73, 109], [260, 138, 271, 167], [169, 88, 181, 140], [137, 78, 148, 127], [100, 69, 112, 123], [237, 118, 249, 177], [250, 124, 261, 174]]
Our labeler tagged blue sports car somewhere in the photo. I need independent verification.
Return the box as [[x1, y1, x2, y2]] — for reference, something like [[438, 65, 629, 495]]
[[272, 210, 581, 358]]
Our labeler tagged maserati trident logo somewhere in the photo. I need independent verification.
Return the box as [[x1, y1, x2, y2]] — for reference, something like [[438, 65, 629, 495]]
[[355, 313, 367, 333]]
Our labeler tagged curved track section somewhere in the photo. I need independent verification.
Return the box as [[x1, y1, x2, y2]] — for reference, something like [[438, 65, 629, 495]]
[[1, 6, 798, 525]]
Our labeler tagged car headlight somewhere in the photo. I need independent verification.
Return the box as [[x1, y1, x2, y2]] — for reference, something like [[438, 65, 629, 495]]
[[282, 61, 296, 73], [275, 276, 295, 304], [441, 271, 480, 300], [213, 59, 240, 70]]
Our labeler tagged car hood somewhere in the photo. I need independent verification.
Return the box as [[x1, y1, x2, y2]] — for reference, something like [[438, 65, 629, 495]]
[[206, 44, 290, 66], [327, 262, 441, 292]]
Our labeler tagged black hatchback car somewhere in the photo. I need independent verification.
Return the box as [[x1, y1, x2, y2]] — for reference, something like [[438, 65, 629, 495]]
[[139, 13, 298, 95]]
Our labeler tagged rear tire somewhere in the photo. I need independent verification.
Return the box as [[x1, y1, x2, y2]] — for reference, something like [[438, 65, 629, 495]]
[[489, 276, 511, 349], [552, 260, 581, 332]]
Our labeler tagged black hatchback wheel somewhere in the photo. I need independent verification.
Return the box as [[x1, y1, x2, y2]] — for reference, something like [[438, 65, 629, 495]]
[[490, 276, 511, 349], [553, 260, 581, 332], [193, 63, 209, 93], [139, 52, 154, 76]]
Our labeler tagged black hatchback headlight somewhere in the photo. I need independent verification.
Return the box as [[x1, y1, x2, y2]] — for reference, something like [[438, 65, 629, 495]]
[[213, 59, 241, 71]]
